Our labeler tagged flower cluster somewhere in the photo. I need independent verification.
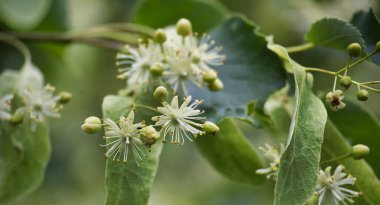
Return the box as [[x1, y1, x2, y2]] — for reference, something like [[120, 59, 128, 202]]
[[256, 144, 284, 180], [115, 18, 226, 96]]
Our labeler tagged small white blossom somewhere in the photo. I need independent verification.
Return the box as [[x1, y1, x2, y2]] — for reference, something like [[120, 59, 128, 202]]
[[256, 144, 284, 180], [116, 40, 163, 92], [325, 90, 346, 111], [22, 84, 61, 130], [152, 96, 205, 145], [102, 111, 147, 165], [316, 165, 360, 205], [0, 94, 13, 120]]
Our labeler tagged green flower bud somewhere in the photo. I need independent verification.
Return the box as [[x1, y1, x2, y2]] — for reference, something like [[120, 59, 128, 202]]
[[208, 78, 224, 91], [376, 41, 380, 52], [305, 192, 319, 205], [352, 144, 370, 160], [150, 62, 164, 76], [10, 109, 25, 125], [140, 125, 160, 146], [202, 121, 219, 133], [81, 116, 102, 134], [58, 91, 72, 104], [347, 43, 361, 57], [356, 89, 369, 101], [176, 18, 192, 37], [153, 86, 168, 102], [202, 69, 218, 83], [154, 28, 167, 44], [339, 76, 352, 89]]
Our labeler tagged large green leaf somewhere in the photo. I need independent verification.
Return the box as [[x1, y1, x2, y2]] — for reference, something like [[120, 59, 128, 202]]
[[102, 95, 162, 205], [0, 0, 52, 30], [305, 18, 365, 51], [0, 122, 50, 204], [323, 120, 380, 205], [132, 0, 228, 32], [351, 9, 380, 64], [274, 67, 327, 205], [192, 16, 287, 124], [328, 100, 380, 178], [195, 117, 266, 186]]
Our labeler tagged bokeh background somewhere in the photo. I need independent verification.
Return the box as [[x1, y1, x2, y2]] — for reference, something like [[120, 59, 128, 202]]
[[0, 0, 379, 204]]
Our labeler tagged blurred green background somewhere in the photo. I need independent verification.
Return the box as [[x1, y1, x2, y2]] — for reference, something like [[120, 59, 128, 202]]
[[0, 0, 379, 204]]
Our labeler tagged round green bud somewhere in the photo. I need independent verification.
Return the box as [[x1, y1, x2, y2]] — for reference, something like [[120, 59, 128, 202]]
[[81, 116, 102, 134], [150, 62, 164, 76], [339, 76, 352, 89], [202, 69, 218, 83], [347, 43, 361, 57], [305, 192, 319, 205], [203, 121, 219, 133], [10, 113, 24, 125], [356, 89, 369, 101], [140, 125, 160, 146], [154, 28, 167, 43], [208, 78, 224, 91], [376, 41, 380, 52], [352, 144, 370, 160], [58, 91, 72, 104], [153, 86, 168, 102], [176, 18, 192, 37]]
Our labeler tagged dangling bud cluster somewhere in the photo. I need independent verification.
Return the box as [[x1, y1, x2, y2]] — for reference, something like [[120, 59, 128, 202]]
[[115, 18, 226, 96]]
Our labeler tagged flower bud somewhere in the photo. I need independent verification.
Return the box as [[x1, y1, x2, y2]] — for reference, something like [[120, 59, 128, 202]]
[[140, 125, 160, 146], [81, 116, 102, 134], [356, 89, 369, 101], [150, 62, 164, 76], [202, 69, 218, 83], [208, 78, 224, 91], [176, 18, 192, 37], [305, 192, 319, 205], [202, 121, 219, 133], [58, 91, 72, 104], [376, 41, 380, 52], [154, 28, 167, 44], [339, 76, 352, 89], [352, 144, 370, 160], [347, 43, 361, 57], [153, 86, 168, 102], [10, 109, 24, 125]]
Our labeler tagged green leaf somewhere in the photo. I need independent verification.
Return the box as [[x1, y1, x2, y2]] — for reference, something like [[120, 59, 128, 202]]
[[132, 0, 229, 32], [102, 95, 162, 205], [0, 122, 50, 204], [323, 120, 380, 205], [192, 16, 287, 124], [328, 100, 380, 178], [195, 117, 266, 186], [0, 0, 52, 30], [305, 18, 365, 51], [351, 9, 380, 64], [274, 67, 327, 205]]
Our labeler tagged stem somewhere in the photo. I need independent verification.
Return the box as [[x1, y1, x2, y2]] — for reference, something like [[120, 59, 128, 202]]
[[361, 81, 380, 85], [320, 153, 351, 165], [344, 57, 351, 76], [133, 104, 159, 113], [336, 50, 378, 74], [286, 43, 315, 53]]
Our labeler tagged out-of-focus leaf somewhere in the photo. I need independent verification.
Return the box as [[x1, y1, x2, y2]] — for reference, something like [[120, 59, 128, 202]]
[[195, 117, 266, 186], [102, 94, 162, 205], [0, 0, 52, 30], [0, 70, 19, 94], [193, 16, 287, 125], [275, 67, 327, 205], [328, 100, 380, 178], [0, 122, 50, 204], [132, 0, 228, 32], [305, 18, 365, 51], [351, 9, 380, 64]]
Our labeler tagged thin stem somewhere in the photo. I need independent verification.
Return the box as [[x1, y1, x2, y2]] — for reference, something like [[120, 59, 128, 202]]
[[320, 153, 351, 165], [333, 75, 337, 91], [344, 57, 351, 76], [133, 104, 159, 113], [361, 81, 380, 85], [286, 43, 315, 53], [336, 50, 378, 74]]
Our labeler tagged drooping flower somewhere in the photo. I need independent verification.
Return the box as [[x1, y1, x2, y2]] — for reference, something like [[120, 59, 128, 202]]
[[256, 144, 285, 180], [102, 111, 147, 165], [0, 94, 13, 120], [316, 165, 360, 205], [325, 90, 346, 111], [22, 84, 61, 130], [152, 96, 205, 145]]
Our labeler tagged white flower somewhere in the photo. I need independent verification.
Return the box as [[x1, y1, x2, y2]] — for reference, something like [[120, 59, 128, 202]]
[[102, 111, 147, 165], [22, 84, 61, 130], [152, 96, 205, 145], [325, 90, 346, 111], [256, 144, 284, 180], [0, 94, 13, 120], [316, 165, 360, 205], [116, 40, 163, 92]]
